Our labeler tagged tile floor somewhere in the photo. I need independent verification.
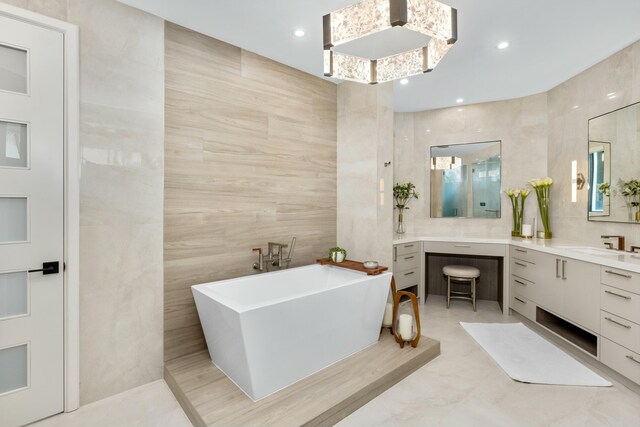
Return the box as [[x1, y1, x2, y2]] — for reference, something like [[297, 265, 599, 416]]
[[30, 296, 640, 427], [336, 296, 640, 427], [29, 380, 191, 427]]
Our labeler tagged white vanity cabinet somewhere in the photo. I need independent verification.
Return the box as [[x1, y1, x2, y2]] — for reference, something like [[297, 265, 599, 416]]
[[393, 242, 422, 297], [599, 266, 640, 383], [511, 247, 600, 333]]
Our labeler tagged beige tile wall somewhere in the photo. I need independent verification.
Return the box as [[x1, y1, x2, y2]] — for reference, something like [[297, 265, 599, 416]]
[[395, 39, 640, 245], [164, 23, 337, 362], [337, 82, 394, 268], [394, 94, 549, 237], [1, 0, 165, 404], [548, 39, 640, 246]]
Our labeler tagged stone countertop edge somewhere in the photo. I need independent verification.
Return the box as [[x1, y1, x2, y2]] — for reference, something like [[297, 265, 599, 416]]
[[392, 235, 640, 274]]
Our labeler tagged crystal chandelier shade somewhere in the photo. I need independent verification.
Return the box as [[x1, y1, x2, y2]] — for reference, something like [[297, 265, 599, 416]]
[[323, 0, 457, 84]]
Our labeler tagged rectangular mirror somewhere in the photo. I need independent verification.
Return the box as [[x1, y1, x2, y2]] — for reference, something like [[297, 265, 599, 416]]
[[588, 101, 640, 223], [430, 141, 501, 218]]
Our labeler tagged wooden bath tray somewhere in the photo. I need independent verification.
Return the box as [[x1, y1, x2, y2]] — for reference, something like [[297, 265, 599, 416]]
[[316, 259, 388, 275]]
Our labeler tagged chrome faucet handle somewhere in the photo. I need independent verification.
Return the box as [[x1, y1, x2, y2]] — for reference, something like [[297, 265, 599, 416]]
[[604, 242, 613, 250], [601, 235, 625, 251], [252, 248, 264, 271], [630, 245, 640, 253]]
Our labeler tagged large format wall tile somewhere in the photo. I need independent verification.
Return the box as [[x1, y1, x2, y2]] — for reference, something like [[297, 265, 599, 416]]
[[337, 82, 394, 268], [67, 0, 165, 404], [395, 94, 548, 237], [548, 40, 640, 246], [164, 23, 337, 362]]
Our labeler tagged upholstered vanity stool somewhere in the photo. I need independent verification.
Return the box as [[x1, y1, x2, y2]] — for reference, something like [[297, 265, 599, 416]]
[[443, 265, 481, 311]]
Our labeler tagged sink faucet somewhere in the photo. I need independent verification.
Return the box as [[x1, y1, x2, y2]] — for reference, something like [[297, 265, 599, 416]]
[[601, 235, 625, 251], [253, 237, 296, 271]]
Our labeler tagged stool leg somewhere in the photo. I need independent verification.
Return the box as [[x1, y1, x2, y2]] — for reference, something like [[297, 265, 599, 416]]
[[447, 275, 451, 309], [472, 278, 476, 312]]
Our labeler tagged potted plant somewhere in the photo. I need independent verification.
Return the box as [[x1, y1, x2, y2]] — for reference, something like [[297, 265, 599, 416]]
[[529, 177, 553, 239], [328, 247, 347, 263], [620, 178, 640, 221], [394, 182, 419, 234]]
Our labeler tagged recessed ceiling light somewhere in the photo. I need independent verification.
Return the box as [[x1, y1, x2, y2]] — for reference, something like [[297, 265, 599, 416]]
[[400, 78, 409, 85], [456, 98, 464, 103], [293, 29, 305, 37], [497, 41, 510, 50], [607, 92, 617, 99]]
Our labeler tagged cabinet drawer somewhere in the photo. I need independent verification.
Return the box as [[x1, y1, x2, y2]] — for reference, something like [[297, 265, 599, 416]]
[[601, 285, 640, 325], [510, 246, 541, 265], [511, 275, 536, 302], [510, 293, 536, 322], [396, 242, 419, 256], [601, 338, 640, 385], [395, 253, 419, 271], [601, 267, 640, 294], [424, 242, 505, 257], [600, 311, 640, 354], [511, 259, 536, 283], [395, 268, 419, 290]]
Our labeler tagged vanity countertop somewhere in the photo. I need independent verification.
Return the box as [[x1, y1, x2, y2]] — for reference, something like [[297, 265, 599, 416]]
[[393, 234, 640, 274]]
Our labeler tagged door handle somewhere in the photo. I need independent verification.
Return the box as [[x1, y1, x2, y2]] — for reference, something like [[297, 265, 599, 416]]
[[28, 261, 60, 275], [555, 259, 560, 278], [562, 260, 567, 280]]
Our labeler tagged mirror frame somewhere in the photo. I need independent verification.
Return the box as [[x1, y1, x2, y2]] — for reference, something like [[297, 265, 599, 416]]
[[429, 140, 503, 219], [587, 100, 640, 224]]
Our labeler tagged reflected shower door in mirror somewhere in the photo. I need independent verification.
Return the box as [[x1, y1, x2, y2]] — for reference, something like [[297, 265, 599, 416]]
[[430, 141, 501, 219], [588, 101, 640, 223]]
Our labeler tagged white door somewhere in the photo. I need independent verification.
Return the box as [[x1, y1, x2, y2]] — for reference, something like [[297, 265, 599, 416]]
[[0, 14, 64, 427]]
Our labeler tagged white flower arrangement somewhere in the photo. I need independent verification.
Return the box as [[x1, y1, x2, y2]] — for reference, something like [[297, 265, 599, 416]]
[[528, 177, 553, 237], [504, 188, 530, 236]]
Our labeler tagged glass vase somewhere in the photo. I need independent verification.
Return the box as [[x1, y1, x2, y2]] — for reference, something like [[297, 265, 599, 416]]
[[396, 209, 406, 234]]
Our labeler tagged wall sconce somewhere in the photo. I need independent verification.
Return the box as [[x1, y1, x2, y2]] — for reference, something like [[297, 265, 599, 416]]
[[571, 161, 585, 203]]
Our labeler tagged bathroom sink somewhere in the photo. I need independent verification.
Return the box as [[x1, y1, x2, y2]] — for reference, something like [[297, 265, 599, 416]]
[[555, 246, 622, 257]]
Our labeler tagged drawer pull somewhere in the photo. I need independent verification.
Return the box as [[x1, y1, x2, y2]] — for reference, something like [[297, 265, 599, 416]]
[[514, 261, 527, 267], [404, 256, 415, 260], [514, 297, 526, 304], [626, 355, 640, 365], [514, 279, 527, 286], [605, 270, 632, 279], [404, 272, 415, 276], [604, 290, 631, 300], [515, 248, 527, 253], [454, 245, 471, 248], [605, 317, 632, 329], [404, 244, 415, 248]]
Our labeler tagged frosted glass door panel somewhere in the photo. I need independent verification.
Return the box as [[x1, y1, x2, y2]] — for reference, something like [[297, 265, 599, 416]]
[[0, 197, 27, 243], [0, 271, 27, 319], [0, 121, 28, 168], [0, 344, 28, 395], [0, 44, 27, 94]]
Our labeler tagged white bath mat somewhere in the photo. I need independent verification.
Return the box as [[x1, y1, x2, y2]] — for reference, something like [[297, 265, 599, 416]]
[[460, 322, 611, 387]]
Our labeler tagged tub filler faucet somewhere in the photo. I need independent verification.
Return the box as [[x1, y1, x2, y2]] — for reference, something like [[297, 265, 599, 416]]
[[253, 237, 296, 271]]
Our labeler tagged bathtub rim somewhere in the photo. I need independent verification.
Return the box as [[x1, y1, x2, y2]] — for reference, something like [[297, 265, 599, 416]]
[[191, 264, 392, 314]]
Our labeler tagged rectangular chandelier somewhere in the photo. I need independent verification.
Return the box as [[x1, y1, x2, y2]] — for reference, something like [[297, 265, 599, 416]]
[[323, 0, 457, 84]]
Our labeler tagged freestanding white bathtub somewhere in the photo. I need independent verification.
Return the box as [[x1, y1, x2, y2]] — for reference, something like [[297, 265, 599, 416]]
[[192, 264, 392, 401]]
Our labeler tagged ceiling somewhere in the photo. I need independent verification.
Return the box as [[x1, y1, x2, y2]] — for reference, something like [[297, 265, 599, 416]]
[[117, 0, 640, 112]]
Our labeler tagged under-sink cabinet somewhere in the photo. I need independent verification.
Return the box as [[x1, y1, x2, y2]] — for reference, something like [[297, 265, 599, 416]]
[[599, 265, 640, 382], [509, 245, 640, 384], [510, 248, 599, 333], [393, 242, 422, 299]]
